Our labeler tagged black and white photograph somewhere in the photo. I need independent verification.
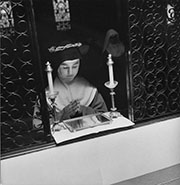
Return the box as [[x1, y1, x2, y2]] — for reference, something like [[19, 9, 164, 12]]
[[1, 0, 180, 185]]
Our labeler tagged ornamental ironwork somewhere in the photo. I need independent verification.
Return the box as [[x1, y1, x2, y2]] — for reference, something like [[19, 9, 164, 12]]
[[1, 0, 50, 157], [128, 0, 180, 122]]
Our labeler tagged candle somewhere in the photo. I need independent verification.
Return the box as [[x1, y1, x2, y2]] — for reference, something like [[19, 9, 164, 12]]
[[46, 61, 54, 95], [107, 54, 114, 85]]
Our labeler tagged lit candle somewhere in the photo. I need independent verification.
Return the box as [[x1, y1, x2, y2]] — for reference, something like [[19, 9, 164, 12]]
[[46, 61, 54, 95], [107, 54, 114, 85]]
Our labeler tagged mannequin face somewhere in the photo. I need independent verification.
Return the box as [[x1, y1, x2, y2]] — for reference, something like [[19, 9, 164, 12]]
[[57, 59, 80, 83]]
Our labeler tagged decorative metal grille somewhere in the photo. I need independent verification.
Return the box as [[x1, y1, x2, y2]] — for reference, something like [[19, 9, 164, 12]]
[[1, 0, 50, 157], [128, 0, 180, 122], [1, 0, 180, 158]]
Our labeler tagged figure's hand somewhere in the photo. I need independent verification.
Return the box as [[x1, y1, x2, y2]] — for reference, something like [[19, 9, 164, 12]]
[[61, 100, 81, 120]]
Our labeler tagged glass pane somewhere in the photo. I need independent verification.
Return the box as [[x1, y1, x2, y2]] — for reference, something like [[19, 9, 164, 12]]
[[0, 1, 15, 36], [52, 0, 71, 31]]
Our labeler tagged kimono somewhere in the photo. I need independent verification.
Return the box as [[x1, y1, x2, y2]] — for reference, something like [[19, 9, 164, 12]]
[[33, 76, 107, 129]]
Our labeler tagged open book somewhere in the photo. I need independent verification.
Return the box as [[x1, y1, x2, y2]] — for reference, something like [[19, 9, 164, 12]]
[[51, 112, 135, 144], [63, 113, 112, 132]]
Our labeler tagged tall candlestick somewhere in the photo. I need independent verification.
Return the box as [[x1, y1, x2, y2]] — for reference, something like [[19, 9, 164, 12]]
[[107, 54, 114, 85], [46, 61, 54, 95]]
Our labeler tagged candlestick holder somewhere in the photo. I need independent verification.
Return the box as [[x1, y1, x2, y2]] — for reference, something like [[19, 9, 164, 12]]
[[47, 91, 60, 132], [105, 81, 121, 118], [105, 54, 121, 119]]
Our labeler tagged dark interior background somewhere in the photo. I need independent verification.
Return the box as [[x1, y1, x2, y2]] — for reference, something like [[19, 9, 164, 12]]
[[1, 0, 179, 158], [32, 0, 130, 117]]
